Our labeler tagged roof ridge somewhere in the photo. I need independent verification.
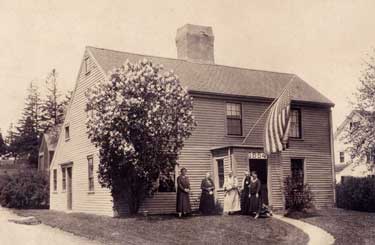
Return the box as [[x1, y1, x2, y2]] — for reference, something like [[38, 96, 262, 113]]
[[86, 46, 296, 76]]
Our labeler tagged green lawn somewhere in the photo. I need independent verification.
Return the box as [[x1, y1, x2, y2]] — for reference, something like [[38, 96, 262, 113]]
[[299, 208, 375, 245], [13, 209, 308, 245]]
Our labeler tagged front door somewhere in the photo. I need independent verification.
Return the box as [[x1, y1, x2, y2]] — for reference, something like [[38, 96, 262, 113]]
[[66, 167, 72, 210], [249, 159, 269, 204]]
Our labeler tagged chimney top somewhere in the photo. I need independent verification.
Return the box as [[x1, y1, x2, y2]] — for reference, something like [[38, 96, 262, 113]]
[[175, 24, 215, 64]]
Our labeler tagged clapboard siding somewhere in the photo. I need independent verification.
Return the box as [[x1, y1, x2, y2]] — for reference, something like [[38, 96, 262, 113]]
[[50, 51, 114, 216], [51, 48, 334, 215], [281, 107, 334, 208]]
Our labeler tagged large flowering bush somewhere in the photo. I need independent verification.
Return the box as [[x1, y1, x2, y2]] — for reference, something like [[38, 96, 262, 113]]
[[85, 59, 195, 214]]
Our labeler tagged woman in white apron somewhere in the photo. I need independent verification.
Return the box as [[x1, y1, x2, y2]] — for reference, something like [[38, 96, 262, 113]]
[[223, 171, 241, 214]]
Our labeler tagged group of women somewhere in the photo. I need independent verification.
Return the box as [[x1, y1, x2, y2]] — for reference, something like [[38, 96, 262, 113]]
[[176, 168, 270, 218]]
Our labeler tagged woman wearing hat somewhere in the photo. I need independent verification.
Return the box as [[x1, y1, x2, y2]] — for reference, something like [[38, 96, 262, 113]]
[[176, 167, 191, 217]]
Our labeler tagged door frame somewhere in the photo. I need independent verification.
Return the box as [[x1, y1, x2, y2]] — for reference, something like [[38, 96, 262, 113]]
[[60, 162, 73, 210], [248, 153, 270, 206]]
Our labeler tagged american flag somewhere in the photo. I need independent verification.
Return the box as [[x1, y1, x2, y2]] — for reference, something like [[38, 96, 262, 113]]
[[263, 77, 295, 155]]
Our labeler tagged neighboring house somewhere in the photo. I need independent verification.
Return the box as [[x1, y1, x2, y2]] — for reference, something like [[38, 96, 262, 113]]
[[38, 128, 60, 173], [334, 110, 374, 182], [50, 24, 335, 216]]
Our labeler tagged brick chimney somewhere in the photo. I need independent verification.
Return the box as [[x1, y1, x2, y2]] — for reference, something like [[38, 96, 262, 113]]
[[175, 24, 215, 64]]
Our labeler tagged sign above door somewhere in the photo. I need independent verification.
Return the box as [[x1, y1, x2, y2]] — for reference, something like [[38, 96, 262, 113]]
[[248, 152, 267, 159]]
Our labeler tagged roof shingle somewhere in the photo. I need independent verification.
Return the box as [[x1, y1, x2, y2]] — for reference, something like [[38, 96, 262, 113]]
[[88, 46, 334, 106]]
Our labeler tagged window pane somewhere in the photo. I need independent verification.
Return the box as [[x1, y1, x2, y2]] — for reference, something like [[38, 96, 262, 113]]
[[88, 157, 94, 191], [227, 118, 242, 135], [226, 103, 241, 117], [53, 169, 57, 191], [289, 109, 301, 138], [217, 159, 224, 188], [291, 159, 304, 185], [340, 152, 345, 163]]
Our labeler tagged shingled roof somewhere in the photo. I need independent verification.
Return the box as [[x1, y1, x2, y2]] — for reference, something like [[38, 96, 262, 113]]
[[88, 46, 334, 106]]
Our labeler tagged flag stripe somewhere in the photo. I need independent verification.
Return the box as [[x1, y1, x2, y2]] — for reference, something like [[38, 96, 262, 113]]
[[263, 79, 293, 155]]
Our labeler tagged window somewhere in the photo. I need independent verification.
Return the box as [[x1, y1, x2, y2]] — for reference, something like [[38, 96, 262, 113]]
[[217, 159, 225, 188], [367, 149, 375, 164], [291, 159, 304, 185], [88, 156, 94, 192], [289, 109, 302, 138], [339, 152, 345, 163], [349, 121, 359, 131], [49, 151, 54, 166], [158, 170, 176, 192], [65, 125, 70, 140], [39, 155, 44, 169], [226, 103, 242, 136], [62, 168, 66, 191], [53, 169, 57, 192], [84, 57, 91, 74]]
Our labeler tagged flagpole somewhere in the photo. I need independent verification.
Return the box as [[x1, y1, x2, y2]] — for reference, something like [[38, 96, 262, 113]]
[[241, 75, 296, 145]]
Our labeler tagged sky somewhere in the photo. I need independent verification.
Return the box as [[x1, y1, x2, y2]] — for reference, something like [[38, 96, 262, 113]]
[[0, 0, 374, 135]]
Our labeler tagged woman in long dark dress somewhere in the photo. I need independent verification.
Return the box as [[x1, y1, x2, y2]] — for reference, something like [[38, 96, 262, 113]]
[[199, 172, 215, 215], [249, 172, 261, 219], [241, 171, 251, 215], [176, 167, 191, 217]]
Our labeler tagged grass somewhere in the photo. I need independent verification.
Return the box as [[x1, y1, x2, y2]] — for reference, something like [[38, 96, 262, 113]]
[[12, 209, 308, 245], [297, 208, 375, 245]]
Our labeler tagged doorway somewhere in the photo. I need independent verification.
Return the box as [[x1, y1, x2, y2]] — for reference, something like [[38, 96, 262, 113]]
[[249, 159, 269, 205], [66, 167, 72, 210]]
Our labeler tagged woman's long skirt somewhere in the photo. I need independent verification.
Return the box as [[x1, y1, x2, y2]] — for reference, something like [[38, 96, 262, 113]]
[[249, 195, 260, 214], [224, 189, 241, 213], [176, 191, 191, 214], [241, 190, 250, 215], [199, 191, 215, 214]]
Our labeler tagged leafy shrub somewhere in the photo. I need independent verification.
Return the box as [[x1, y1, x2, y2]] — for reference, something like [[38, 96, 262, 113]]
[[0, 174, 11, 194], [0, 171, 49, 209], [284, 176, 314, 212], [336, 176, 375, 212]]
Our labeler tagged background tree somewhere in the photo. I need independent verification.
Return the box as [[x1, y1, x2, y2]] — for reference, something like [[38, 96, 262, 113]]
[[13, 82, 43, 166], [86, 59, 195, 214], [5, 123, 17, 158], [344, 50, 375, 171], [41, 69, 66, 131], [0, 129, 6, 156]]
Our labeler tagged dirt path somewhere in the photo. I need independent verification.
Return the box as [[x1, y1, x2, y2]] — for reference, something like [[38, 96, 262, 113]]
[[0, 207, 101, 245]]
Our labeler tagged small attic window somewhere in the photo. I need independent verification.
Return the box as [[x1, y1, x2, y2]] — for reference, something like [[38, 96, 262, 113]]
[[84, 57, 91, 75], [65, 125, 70, 141]]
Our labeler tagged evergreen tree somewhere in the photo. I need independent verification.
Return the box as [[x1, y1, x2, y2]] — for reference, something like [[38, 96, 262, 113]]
[[13, 82, 43, 166], [0, 129, 6, 156], [5, 123, 17, 158], [41, 69, 66, 131]]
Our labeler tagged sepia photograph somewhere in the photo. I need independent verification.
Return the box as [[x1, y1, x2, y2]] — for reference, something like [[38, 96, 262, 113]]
[[0, 1, 374, 244]]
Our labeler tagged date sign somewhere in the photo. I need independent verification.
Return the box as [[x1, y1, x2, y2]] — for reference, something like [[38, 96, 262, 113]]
[[248, 152, 267, 159]]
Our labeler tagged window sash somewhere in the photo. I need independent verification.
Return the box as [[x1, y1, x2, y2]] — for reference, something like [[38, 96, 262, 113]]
[[217, 159, 225, 188], [62, 168, 66, 191], [53, 169, 57, 191], [289, 109, 301, 138], [65, 126, 70, 139], [339, 152, 345, 163], [291, 159, 304, 184], [88, 157, 94, 191]]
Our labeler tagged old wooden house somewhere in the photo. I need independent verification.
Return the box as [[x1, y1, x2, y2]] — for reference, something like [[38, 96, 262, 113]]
[[50, 24, 335, 216], [38, 127, 60, 173]]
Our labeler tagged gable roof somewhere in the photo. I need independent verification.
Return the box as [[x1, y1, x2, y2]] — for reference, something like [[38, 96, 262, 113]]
[[87, 46, 334, 106], [39, 126, 61, 153], [334, 110, 364, 139]]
